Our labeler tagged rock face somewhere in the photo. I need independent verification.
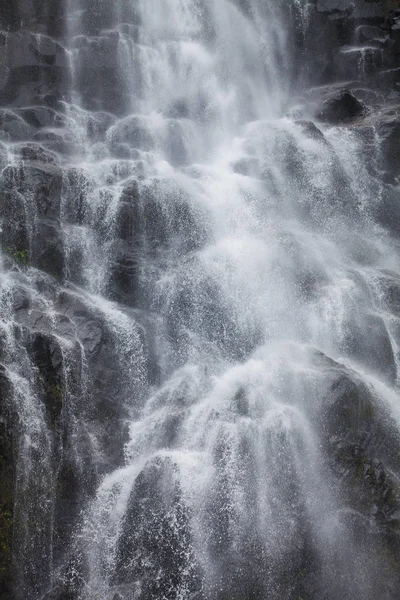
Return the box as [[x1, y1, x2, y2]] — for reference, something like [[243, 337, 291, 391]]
[[1, 1, 400, 600]]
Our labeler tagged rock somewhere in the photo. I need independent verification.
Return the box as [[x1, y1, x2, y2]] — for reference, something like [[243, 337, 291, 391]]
[[108, 115, 154, 152], [16, 106, 66, 129], [73, 33, 131, 115], [0, 189, 29, 253], [0, 0, 65, 37], [0, 0, 20, 31], [28, 332, 64, 428], [295, 120, 327, 142], [0, 31, 71, 107], [2, 160, 63, 220], [344, 312, 396, 382], [56, 292, 104, 359], [62, 168, 91, 225], [0, 367, 17, 599], [116, 180, 140, 243], [12, 142, 59, 164], [32, 219, 65, 279], [113, 457, 202, 597], [0, 141, 9, 170], [0, 109, 35, 141], [33, 129, 78, 156], [376, 108, 400, 178], [107, 240, 139, 306], [317, 0, 353, 14], [375, 185, 400, 233], [317, 89, 368, 123]]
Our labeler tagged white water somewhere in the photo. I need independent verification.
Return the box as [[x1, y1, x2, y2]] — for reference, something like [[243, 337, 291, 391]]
[[2, 0, 400, 598], [63, 1, 400, 598]]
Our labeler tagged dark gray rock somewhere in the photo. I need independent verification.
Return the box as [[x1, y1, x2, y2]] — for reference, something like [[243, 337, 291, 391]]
[[3, 160, 63, 219], [12, 142, 59, 164], [107, 240, 139, 306], [375, 185, 400, 233], [73, 33, 131, 115], [317, 89, 368, 123], [114, 456, 202, 598], [0, 31, 71, 107], [0, 367, 18, 599], [33, 219, 65, 279], [108, 115, 154, 151], [0, 141, 9, 170], [28, 332, 64, 428], [376, 107, 400, 178], [116, 180, 140, 243], [0, 189, 29, 254], [0, 109, 35, 141], [0, 0, 66, 37], [16, 106, 66, 129]]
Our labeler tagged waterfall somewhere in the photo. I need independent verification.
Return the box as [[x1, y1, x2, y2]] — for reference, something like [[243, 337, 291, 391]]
[[1, 1, 400, 599]]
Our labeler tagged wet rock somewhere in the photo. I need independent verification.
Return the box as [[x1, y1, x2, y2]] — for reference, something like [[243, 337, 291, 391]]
[[86, 111, 116, 142], [0, 0, 65, 37], [295, 120, 328, 142], [16, 106, 67, 129], [344, 312, 396, 382], [11, 286, 31, 312], [32, 219, 65, 279], [0, 109, 35, 141], [376, 108, 400, 179], [317, 0, 353, 14], [13, 142, 59, 164], [107, 240, 139, 306], [33, 129, 78, 156], [62, 168, 91, 225], [0, 31, 71, 107], [0, 141, 9, 171], [56, 292, 104, 359], [2, 160, 63, 220], [116, 180, 140, 243], [317, 89, 368, 123], [0, 189, 29, 254], [375, 185, 400, 234], [322, 366, 400, 513], [108, 115, 154, 151], [28, 332, 64, 428], [0, 367, 17, 599], [0, 0, 20, 31], [114, 457, 202, 598], [73, 33, 131, 115]]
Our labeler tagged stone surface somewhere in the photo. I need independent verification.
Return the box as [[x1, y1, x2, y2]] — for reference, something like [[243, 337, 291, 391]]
[[317, 89, 368, 123]]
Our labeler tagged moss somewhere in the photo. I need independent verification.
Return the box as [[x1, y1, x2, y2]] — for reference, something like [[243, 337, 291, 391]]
[[4, 246, 29, 266]]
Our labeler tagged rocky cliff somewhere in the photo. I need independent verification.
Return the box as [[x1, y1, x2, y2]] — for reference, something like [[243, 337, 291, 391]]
[[1, 1, 400, 600]]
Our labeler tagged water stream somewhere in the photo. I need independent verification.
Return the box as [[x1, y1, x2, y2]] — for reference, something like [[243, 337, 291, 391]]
[[2, 1, 400, 599]]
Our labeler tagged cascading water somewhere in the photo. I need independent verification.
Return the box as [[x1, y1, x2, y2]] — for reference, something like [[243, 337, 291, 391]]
[[1, 1, 400, 599]]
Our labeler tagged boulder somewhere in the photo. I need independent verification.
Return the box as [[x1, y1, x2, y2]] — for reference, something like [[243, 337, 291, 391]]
[[113, 457, 202, 598], [317, 89, 368, 123]]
